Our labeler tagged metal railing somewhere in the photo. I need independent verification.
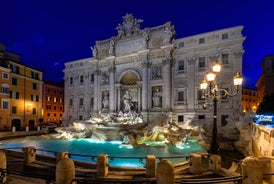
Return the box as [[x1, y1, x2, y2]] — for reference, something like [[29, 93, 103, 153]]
[[176, 175, 247, 184], [1, 147, 191, 167]]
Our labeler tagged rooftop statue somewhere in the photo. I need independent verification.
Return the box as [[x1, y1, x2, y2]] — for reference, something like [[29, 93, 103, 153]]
[[116, 13, 143, 38]]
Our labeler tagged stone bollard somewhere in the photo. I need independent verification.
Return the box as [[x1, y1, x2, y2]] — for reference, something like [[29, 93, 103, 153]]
[[56, 158, 75, 184], [156, 159, 174, 184], [56, 151, 69, 163], [26, 126, 29, 132], [259, 157, 273, 182], [241, 156, 263, 184], [0, 151, 7, 183], [189, 153, 202, 174], [22, 147, 36, 164], [146, 155, 156, 178], [12, 126, 16, 132], [37, 126, 40, 131], [97, 154, 108, 177], [209, 154, 221, 172]]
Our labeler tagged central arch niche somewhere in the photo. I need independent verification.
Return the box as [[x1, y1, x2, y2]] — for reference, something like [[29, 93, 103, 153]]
[[120, 71, 139, 85], [119, 70, 141, 112]]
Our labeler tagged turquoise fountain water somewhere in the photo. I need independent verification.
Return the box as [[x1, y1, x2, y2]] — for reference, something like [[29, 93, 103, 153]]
[[0, 135, 203, 167]]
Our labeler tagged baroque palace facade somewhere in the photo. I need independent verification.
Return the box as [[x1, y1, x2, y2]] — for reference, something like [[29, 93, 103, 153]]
[[64, 14, 245, 125]]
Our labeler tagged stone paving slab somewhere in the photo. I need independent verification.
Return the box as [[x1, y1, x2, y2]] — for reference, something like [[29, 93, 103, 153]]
[[6, 174, 48, 184]]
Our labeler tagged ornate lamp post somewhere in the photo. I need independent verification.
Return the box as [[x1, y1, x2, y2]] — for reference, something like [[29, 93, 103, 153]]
[[200, 61, 243, 154]]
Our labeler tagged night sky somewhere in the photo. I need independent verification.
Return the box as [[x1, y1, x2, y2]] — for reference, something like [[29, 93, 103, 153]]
[[0, 0, 273, 89]]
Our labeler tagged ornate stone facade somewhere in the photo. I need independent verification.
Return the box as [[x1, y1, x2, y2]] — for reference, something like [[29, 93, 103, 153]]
[[63, 14, 245, 125]]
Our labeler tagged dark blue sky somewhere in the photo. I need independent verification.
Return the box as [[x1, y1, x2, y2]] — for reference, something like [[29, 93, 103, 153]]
[[0, 0, 273, 89]]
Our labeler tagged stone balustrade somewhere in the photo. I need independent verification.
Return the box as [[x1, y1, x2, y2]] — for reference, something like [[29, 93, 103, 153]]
[[1, 148, 273, 184]]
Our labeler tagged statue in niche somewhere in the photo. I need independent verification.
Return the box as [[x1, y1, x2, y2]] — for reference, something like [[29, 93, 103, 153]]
[[122, 90, 133, 112], [109, 40, 115, 56], [102, 93, 109, 109], [163, 25, 175, 45], [152, 88, 162, 108], [91, 45, 98, 59], [101, 73, 109, 84], [116, 13, 143, 38], [143, 31, 150, 48]]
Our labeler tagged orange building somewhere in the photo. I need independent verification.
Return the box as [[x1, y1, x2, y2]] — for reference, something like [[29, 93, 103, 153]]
[[0, 45, 11, 129], [0, 43, 43, 130], [241, 88, 259, 113], [42, 81, 64, 126], [256, 55, 274, 103]]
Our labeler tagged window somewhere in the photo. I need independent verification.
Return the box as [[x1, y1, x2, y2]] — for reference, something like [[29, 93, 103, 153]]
[[31, 94, 39, 102], [2, 100, 8, 109], [12, 77, 18, 85], [178, 60, 184, 72], [178, 115, 184, 122], [54, 106, 57, 110], [198, 90, 204, 100], [31, 71, 39, 80], [10, 64, 19, 74], [178, 91, 184, 101], [60, 113, 62, 117], [79, 115, 83, 120], [69, 99, 73, 106], [32, 83, 37, 90], [54, 97, 57, 102], [222, 33, 228, 40], [46, 105, 51, 110], [32, 108, 36, 115], [10, 91, 19, 99], [60, 98, 63, 103], [47, 113, 50, 116], [222, 54, 229, 65], [2, 72, 9, 79], [1, 86, 9, 94], [90, 74, 94, 82], [198, 115, 205, 119], [90, 97, 94, 107], [12, 106, 17, 114], [47, 88, 50, 93], [54, 90, 56, 94], [70, 77, 73, 84], [80, 75, 84, 84], [178, 42, 184, 48], [79, 98, 84, 106], [199, 38, 205, 44], [60, 106, 63, 111], [54, 113, 56, 117], [198, 57, 206, 68], [47, 96, 51, 101]]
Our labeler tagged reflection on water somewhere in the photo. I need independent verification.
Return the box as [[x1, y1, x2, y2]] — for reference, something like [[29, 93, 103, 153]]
[[0, 135, 203, 167]]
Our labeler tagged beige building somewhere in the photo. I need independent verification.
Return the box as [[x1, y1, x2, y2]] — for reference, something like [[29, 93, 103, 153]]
[[64, 14, 245, 128], [0, 43, 43, 130]]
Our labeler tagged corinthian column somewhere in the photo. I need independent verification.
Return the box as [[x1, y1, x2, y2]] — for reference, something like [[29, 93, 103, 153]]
[[163, 59, 171, 109], [94, 70, 101, 112], [142, 62, 148, 111], [109, 66, 115, 112]]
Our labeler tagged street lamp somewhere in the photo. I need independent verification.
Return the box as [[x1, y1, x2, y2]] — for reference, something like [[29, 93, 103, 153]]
[[200, 60, 243, 154]]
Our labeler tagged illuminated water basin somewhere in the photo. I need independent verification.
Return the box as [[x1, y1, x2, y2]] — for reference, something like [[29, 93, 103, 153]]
[[0, 136, 203, 167]]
